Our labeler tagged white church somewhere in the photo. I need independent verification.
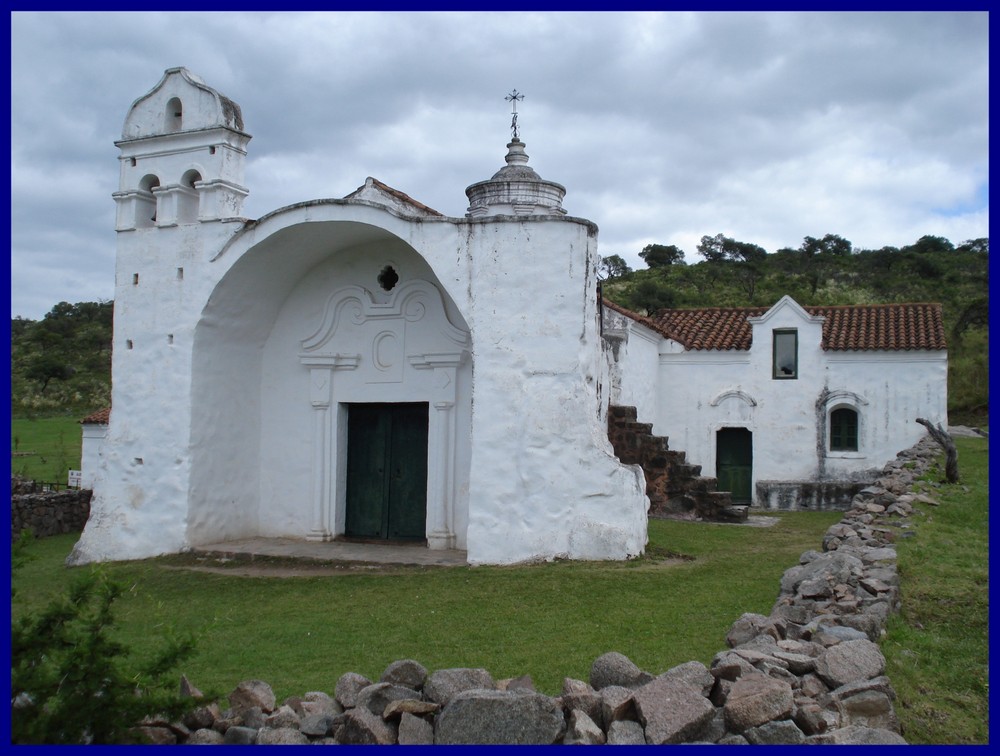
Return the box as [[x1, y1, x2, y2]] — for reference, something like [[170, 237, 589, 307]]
[[71, 68, 947, 566]]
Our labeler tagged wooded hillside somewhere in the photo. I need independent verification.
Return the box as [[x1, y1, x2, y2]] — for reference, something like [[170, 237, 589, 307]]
[[601, 235, 988, 425]]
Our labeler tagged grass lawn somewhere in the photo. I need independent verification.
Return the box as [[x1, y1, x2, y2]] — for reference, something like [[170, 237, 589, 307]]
[[12, 511, 840, 702], [881, 435, 990, 744], [10, 414, 83, 483]]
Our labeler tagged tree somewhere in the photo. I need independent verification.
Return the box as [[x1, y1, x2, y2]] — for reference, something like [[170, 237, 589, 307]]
[[697, 234, 767, 302], [956, 237, 988, 256], [904, 235, 954, 255], [599, 254, 633, 279], [631, 279, 676, 315], [795, 234, 853, 294], [25, 354, 73, 393], [639, 244, 686, 269]]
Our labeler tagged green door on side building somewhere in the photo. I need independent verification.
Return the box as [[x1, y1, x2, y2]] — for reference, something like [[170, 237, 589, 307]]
[[345, 403, 429, 541], [716, 428, 753, 504]]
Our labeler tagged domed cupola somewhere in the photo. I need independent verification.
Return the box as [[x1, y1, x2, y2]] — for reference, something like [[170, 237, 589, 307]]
[[465, 91, 567, 217]]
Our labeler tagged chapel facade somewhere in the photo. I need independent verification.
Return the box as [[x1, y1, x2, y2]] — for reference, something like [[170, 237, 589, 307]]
[[69, 68, 648, 566]]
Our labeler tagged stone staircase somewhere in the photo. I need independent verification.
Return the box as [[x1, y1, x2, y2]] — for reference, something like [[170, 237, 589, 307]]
[[607, 405, 748, 522]]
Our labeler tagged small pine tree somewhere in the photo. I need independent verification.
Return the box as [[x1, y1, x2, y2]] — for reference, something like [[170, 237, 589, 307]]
[[10, 533, 196, 744]]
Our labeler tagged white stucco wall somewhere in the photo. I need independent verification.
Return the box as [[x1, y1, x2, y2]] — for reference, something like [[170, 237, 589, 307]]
[[602, 308, 661, 425], [71, 67, 649, 565], [648, 298, 948, 505], [80, 423, 107, 490]]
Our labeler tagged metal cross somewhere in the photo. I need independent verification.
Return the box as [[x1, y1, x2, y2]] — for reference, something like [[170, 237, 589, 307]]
[[505, 89, 524, 140]]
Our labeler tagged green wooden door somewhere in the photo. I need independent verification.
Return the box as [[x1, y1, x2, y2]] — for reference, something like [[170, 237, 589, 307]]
[[716, 428, 753, 504], [345, 403, 428, 541]]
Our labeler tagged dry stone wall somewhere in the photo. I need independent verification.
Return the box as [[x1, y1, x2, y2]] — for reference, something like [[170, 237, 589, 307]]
[[11, 478, 91, 541], [132, 434, 944, 745]]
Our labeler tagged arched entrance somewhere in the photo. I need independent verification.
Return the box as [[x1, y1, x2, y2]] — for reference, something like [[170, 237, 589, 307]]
[[189, 212, 472, 551]]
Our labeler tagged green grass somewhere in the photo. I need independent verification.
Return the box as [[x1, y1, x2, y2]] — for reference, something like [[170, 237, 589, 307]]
[[881, 435, 989, 744], [11, 511, 840, 702], [10, 414, 83, 483]]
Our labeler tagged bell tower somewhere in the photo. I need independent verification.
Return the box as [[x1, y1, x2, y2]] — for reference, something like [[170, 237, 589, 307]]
[[112, 67, 251, 229]]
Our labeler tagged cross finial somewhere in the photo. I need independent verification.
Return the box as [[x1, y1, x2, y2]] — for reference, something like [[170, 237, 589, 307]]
[[505, 89, 524, 140]]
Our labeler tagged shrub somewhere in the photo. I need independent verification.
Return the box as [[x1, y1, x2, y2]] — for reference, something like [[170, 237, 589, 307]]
[[10, 533, 196, 744]]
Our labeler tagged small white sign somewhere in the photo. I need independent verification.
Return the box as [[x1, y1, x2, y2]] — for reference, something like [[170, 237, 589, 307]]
[[68, 470, 82, 488]]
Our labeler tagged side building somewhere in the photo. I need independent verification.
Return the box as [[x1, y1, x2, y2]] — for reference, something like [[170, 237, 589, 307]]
[[604, 295, 948, 509]]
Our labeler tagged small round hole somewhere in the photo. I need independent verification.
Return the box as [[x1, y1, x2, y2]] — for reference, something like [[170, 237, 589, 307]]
[[378, 265, 399, 292]]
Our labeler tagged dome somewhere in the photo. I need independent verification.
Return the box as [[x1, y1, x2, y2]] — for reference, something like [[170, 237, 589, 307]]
[[465, 139, 566, 218]]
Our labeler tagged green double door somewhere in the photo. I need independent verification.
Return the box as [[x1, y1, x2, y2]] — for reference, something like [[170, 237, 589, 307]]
[[716, 428, 753, 504], [345, 403, 429, 541]]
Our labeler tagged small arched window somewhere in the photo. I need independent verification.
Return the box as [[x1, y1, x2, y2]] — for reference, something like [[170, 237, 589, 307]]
[[137, 174, 160, 225], [165, 97, 183, 132], [830, 407, 859, 452]]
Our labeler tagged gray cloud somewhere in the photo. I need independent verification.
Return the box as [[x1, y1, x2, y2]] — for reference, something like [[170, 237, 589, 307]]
[[10, 10, 988, 319]]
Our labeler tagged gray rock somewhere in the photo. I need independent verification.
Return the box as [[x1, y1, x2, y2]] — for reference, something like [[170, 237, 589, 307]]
[[743, 719, 805, 744], [559, 689, 603, 729], [716, 733, 750, 745], [423, 667, 495, 706], [812, 622, 870, 646], [355, 681, 421, 716], [382, 698, 440, 719], [335, 706, 398, 745], [256, 726, 309, 745], [835, 690, 900, 732], [723, 674, 794, 733], [606, 719, 646, 745], [562, 677, 594, 696], [726, 613, 778, 648], [565, 709, 606, 745], [815, 639, 886, 689], [179, 674, 204, 699], [334, 671, 372, 708], [134, 726, 176, 745], [660, 660, 715, 697], [241, 706, 266, 730], [710, 651, 757, 681], [435, 689, 565, 745], [183, 702, 221, 731], [793, 701, 838, 735], [825, 674, 896, 703], [300, 713, 337, 737], [632, 677, 715, 744], [499, 673, 536, 692], [380, 658, 428, 690], [772, 650, 816, 675], [806, 725, 907, 744], [590, 650, 653, 690], [186, 728, 225, 744], [780, 552, 864, 596], [398, 712, 434, 745], [264, 703, 300, 729], [598, 684, 637, 725], [222, 726, 258, 745], [228, 679, 276, 713]]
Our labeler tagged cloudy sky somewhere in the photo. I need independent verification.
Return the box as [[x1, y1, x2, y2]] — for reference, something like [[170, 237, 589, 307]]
[[10, 11, 989, 320]]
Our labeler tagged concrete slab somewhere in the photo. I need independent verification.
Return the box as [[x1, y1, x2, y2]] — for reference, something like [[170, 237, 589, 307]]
[[192, 537, 468, 567]]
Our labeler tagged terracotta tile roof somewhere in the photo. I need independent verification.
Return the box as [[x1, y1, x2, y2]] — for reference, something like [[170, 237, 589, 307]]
[[633, 302, 947, 352], [80, 407, 111, 424]]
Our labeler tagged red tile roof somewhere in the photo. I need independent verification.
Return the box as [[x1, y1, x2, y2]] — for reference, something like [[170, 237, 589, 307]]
[[80, 407, 111, 424], [609, 300, 947, 352]]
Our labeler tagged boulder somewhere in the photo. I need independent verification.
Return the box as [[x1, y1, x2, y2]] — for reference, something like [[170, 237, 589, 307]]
[[335, 706, 398, 745], [264, 703, 300, 729], [423, 667, 495, 706], [222, 726, 258, 745], [186, 728, 225, 744], [564, 709, 606, 745], [355, 682, 421, 716], [726, 613, 780, 647], [334, 671, 372, 708], [632, 677, 715, 744], [380, 659, 428, 690], [398, 711, 434, 745], [659, 660, 715, 697], [743, 719, 805, 744], [300, 712, 337, 737], [598, 684, 637, 725], [228, 679, 276, 713], [723, 674, 794, 733], [806, 725, 907, 744], [382, 698, 440, 719], [606, 719, 646, 745], [590, 651, 653, 690], [256, 726, 309, 745], [815, 639, 886, 689], [434, 689, 565, 745]]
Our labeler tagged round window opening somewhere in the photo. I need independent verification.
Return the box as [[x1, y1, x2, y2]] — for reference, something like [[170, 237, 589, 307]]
[[378, 265, 399, 292]]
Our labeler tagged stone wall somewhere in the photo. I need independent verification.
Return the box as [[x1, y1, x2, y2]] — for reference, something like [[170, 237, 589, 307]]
[[122, 434, 943, 745], [11, 478, 92, 540]]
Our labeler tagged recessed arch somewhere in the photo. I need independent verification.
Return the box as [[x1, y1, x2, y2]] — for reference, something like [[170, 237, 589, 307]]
[[710, 388, 758, 408], [188, 214, 472, 553], [165, 97, 183, 132]]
